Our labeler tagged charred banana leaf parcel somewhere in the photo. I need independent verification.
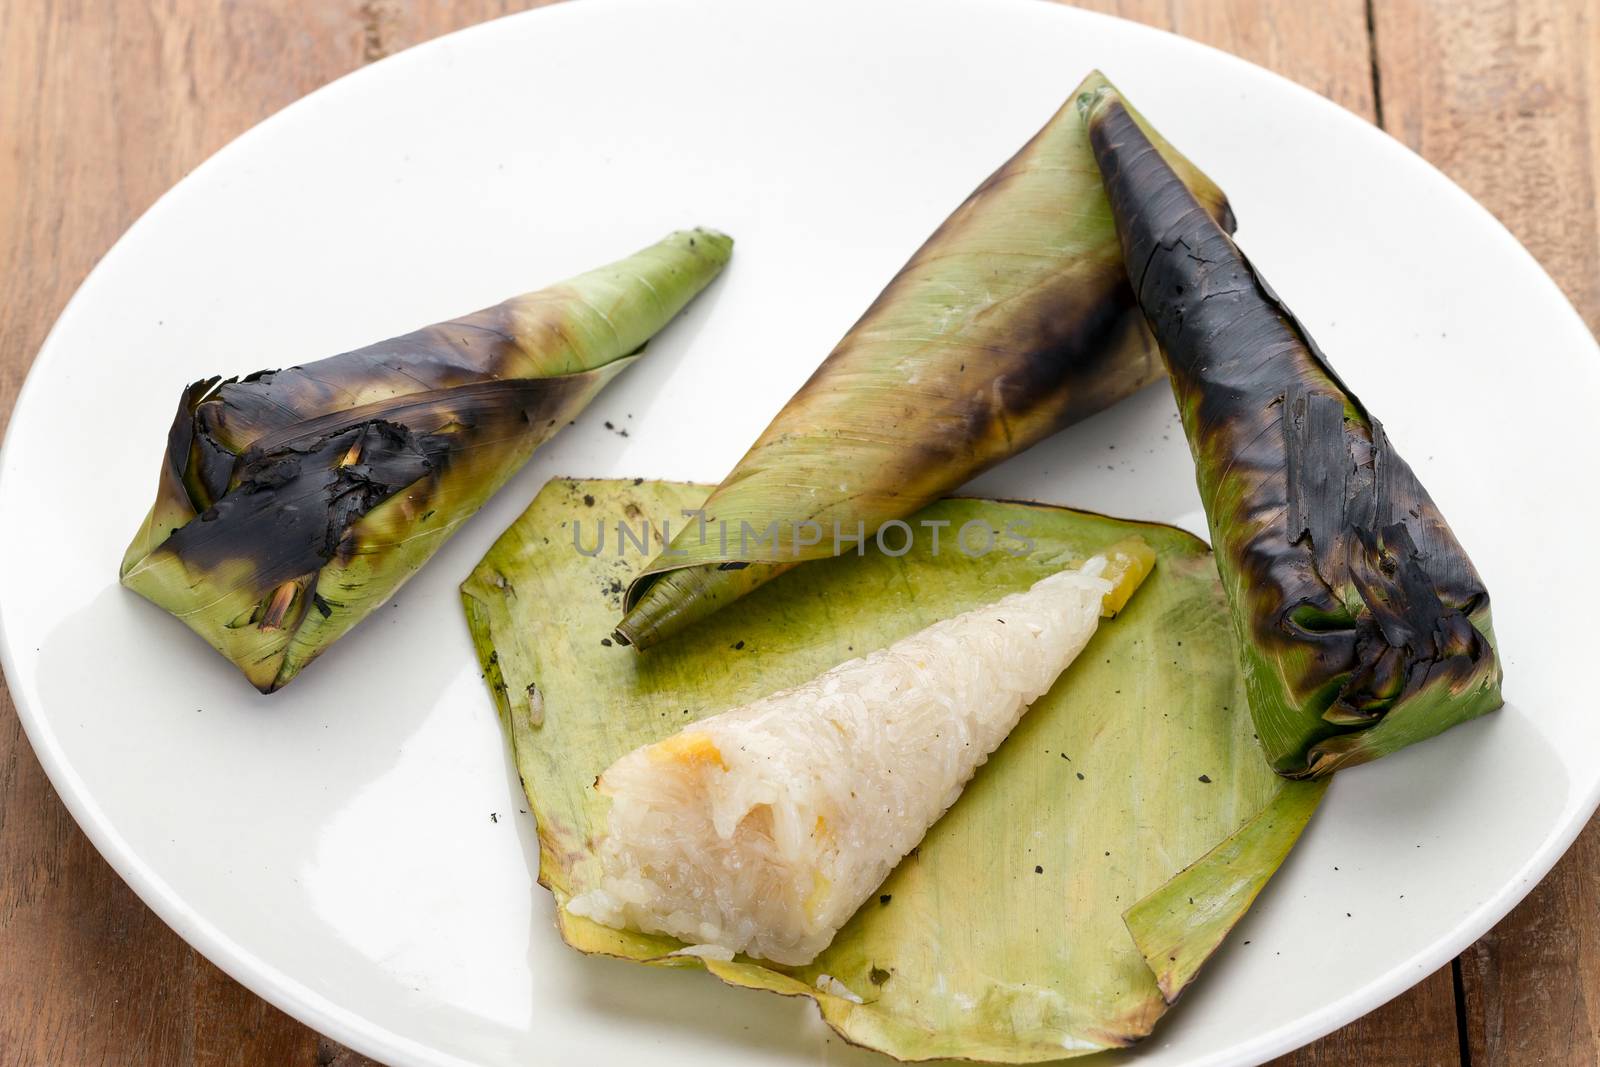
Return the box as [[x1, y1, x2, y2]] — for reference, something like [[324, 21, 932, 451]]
[[615, 71, 1235, 649], [121, 230, 731, 692], [1082, 86, 1503, 777]]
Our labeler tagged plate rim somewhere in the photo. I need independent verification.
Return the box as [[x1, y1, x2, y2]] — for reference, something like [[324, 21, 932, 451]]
[[2, 0, 1596, 1064]]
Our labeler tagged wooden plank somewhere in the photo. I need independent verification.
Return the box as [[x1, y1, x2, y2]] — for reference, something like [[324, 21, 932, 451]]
[[1373, 0, 1600, 334], [192, 957, 322, 1067], [0, 2, 541, 1065], [1373, 1, 1600, 1063], [0, 702, 201, 1066], [0, 0, 1585, 1065], [1459, 821, 1600, 1064], [1068, 0, 1377, 119], [0, 3, 354, 439], [1050, 6, 1461, 1063], [1269, 966, 1464, 1066], [0, 0, 341, 1053]]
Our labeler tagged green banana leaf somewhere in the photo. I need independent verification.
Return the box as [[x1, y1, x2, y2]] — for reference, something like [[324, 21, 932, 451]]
[[462, 478, 1323, 1062], [615, 72, 1236, 649], [1082, 85, 1503, 777], [121, 231, 731, 692]]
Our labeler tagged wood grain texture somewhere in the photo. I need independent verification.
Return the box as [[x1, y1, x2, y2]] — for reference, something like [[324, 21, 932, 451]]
[[1062, 5, 1455, 1061], [0, 4, 549, 1065], [1371, 4, 1600, 1060], [1070, 0, 1377, 118], [1268, 966, 1464, 1067], [0, 1, 1593, 1065], [0, 0, 365, 1055], [1374, 0, 1600, 334], [1459, 822, 1600, 1065]]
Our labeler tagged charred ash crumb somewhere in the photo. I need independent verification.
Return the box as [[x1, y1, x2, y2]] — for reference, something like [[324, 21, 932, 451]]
[[869, 966, 892, 986], [731, 640, 745, 650], [602, 420, 630, 438], [1198, 774, 1212, 783], [879, 894, 892, 905], [600, 637, 613, 647], [583, 494, 595, 507]]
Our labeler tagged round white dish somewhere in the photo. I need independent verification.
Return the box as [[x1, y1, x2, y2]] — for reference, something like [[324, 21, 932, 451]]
[[2, 1, 1596, 1064]]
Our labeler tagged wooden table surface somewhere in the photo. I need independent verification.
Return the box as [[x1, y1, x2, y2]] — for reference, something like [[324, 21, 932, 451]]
[[2, 1, 1596, 1064]]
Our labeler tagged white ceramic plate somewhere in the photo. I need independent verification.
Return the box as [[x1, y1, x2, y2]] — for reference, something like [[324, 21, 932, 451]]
[[3, 1, 1596, 1064]]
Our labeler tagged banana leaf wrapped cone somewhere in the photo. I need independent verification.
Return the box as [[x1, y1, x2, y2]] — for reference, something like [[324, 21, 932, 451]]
[[571, 541, 1154, 966], [120, 230, 732, 692], [615, 71, 1235, 648], [1082, 85, 1503, 777], [463, 479, 1324, 1061]]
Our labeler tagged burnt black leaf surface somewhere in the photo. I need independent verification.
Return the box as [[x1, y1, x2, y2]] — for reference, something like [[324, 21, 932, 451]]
[[121, 230, 731, 691], [615, 72, 1236, 649], [1083, 88, 1502, 776]]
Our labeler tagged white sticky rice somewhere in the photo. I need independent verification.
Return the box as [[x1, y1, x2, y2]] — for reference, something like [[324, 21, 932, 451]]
[[567, 559, 1112, 965]]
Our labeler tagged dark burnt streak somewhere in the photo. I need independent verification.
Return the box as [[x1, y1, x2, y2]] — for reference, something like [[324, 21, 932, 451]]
[[120, 229, 733, 691], [165, 420, 435, 578], [1086, 91, 1502, 776], [618, 73, 1235, 649]]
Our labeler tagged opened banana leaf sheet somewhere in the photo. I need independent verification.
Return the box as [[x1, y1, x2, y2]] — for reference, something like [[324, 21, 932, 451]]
[[616, 72, 1236, 649], [462, 478, 1322, 1062], [1082, 87, 1503, 777], [121, 230, 730, 691]]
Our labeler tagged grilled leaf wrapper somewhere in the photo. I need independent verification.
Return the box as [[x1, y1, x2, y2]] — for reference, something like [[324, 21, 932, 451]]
[[1083, 86, 1503, 777], [615, 72, 1235, 648], [463, 478, 1321, 1062], [121, 230, 731, 692]]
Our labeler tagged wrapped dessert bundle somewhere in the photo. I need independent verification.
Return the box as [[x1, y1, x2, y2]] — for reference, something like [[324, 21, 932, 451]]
[[464, 479, 1318, 1061], [461, 75, 1426, 1061], [121, 230, 731, 691], [615, 71, 1235, 648], [1080, 84, 1503, 775], [572, 542, 1154, 965]]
